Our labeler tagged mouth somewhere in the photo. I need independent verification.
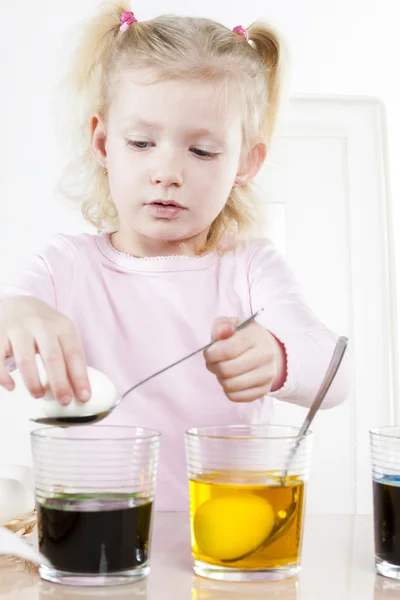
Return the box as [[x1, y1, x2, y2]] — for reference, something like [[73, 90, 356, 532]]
[[148, 200, 185, 209], [144, 200, 187, 219]]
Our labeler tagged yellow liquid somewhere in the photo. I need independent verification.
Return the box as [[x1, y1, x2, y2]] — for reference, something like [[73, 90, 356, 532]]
[[189, 473, 304, 569]]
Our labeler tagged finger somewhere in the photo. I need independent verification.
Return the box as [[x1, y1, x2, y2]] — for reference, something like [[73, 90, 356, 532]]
[[225, 385, 271, 403], [7, 331, 45, 398], [211, 316, 239, 342], [59, 331, 91, 402], [206, 347, 274, 379], [219, 366, 274, 394], [0, 337, 15, 391], [205, 328, 254, 364], [34, 333, 74, 405]]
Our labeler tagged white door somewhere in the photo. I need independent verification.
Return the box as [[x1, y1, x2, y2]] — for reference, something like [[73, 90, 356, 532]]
[[257, 96, 398, 514]]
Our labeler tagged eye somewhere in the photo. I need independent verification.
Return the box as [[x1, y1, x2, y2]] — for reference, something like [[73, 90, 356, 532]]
[[190, 147, 219, 159], [127, 140, 154, 149]]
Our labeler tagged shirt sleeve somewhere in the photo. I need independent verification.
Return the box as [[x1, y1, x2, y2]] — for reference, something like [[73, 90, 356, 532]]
[[247, 239, 352, 409], [0, 235, 74, 311]]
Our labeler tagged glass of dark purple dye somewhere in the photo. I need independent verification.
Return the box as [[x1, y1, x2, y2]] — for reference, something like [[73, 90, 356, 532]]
[[31, 426, 160, 586]]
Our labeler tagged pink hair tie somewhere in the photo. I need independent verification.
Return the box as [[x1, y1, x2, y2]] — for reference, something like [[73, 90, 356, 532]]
[[120, 10, 138, 32], [232, 25, 249, 41]]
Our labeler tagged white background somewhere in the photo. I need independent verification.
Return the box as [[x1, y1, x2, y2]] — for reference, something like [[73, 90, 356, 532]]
[[0, 0, 399, 513], [1, 0, 399, 280]]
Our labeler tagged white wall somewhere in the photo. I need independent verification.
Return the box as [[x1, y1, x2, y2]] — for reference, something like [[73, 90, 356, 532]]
[[1, 0, 398, 280]]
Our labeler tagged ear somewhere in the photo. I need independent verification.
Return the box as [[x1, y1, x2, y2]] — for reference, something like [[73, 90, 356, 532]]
[[90, 112, 107, 166], [235, 142, 267, 186]]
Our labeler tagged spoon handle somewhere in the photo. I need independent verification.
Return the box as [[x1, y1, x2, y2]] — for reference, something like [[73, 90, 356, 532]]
[[120, 308, 264, 402], [298, 336, 348, 437], [281, 335, 348, 483]]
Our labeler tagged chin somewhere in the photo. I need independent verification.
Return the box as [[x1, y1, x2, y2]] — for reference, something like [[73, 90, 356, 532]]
[[146, 224, 205, 242]]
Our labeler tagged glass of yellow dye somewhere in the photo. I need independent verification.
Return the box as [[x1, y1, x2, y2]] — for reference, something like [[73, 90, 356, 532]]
[[185, 425, 313, 582]]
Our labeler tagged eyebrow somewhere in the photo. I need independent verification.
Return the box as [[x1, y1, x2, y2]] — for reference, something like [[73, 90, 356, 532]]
[[121, 116, 163, 130], [121, 117, 223, 141]]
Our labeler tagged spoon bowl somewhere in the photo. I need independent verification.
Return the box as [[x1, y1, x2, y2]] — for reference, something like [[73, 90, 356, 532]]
[[222, 500, 298, 563], [31, 411, 110, 426]]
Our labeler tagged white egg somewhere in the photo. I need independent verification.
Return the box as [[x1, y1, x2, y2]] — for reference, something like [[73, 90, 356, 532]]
[[0, 477, 35, 523], [12, 356, 118, 419], [36, 359, 118, 418], [0, 465, 34, 493]]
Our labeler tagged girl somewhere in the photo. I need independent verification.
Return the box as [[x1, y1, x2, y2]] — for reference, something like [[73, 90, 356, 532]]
[[0, 3, 350, 509]]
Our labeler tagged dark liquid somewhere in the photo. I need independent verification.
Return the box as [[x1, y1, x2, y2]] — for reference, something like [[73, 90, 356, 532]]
[[373, 479, 400, 566], [38, 494, 152, 574]]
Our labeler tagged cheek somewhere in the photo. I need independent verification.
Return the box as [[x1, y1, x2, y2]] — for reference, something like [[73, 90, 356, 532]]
[[196, 158, 237, 189], [107, 147, 142, 198], [194, 184, 229, 222], [106, 134, 134, 168], [107, 144, 131, 172], [190, 163, 236, 213]]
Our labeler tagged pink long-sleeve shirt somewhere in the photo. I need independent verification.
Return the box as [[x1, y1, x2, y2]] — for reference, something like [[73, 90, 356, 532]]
[[0, 232, 350, 510]]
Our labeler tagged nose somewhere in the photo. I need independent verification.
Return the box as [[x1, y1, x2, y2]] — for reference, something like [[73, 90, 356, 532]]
[[151, 153, 183, 187]]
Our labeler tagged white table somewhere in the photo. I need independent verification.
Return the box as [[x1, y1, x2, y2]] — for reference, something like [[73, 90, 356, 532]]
[[0, 514, 399, 599]]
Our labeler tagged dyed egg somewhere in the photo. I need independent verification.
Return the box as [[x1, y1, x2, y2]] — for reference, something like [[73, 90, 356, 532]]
[[193, 493, 275, 561]]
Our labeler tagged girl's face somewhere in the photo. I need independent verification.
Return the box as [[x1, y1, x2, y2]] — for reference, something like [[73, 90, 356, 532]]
[[91, 71, 249, 256]]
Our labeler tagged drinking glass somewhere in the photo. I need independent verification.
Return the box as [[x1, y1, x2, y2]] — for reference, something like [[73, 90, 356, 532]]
[[185, 424, 313, 582], [370, 426, 400, 581], [32, 426, 160, 586]]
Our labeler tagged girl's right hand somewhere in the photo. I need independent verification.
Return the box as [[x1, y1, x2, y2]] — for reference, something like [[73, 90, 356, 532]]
[[0, 296, 91, 405]]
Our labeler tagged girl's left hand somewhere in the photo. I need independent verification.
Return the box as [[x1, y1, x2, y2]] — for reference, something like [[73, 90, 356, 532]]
[[204, 316, 287, 403]]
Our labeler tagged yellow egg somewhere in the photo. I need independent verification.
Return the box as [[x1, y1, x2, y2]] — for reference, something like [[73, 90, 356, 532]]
[[193, 492, 275, 561]]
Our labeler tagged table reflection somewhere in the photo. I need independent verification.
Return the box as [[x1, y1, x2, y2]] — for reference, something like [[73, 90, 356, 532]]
[[374, 575, 400, 599], [191, 575, 300, 600], [38, 578, 148, 600]]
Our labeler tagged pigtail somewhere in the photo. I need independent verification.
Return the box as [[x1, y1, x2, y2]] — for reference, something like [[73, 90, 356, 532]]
[[66, 2, 127, 104], [60, 1, 131, 137], [247, 23, 288, 142], [199, 24, 288, 254], [57, 1, 132, 229]]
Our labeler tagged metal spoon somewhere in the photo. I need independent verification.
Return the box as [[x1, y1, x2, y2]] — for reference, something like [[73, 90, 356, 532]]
[[280, 335, 348, 484], [31, 309, 264, 427], [223, 334, 348, 563], [222, 492, 298, 564]]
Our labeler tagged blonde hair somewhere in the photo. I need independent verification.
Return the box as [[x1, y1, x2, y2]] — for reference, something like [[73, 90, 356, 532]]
[[58, 1, 287, 254]]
